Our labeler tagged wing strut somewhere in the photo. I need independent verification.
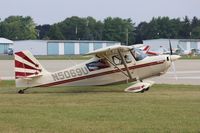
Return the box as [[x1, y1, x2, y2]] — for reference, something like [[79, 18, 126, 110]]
[[102, 55, 130, 78], [117, 49, 133, 80]]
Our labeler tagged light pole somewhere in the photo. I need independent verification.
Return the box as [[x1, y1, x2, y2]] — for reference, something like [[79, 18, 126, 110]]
[[126, 28, 129, 45], [157, 32, 160, 38]]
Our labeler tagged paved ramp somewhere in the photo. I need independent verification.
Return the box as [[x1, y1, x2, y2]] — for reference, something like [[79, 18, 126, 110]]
[[1, 60, 199, 85]]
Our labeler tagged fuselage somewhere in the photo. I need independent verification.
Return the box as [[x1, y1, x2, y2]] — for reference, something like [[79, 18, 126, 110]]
[[16, 53, 172, 88]]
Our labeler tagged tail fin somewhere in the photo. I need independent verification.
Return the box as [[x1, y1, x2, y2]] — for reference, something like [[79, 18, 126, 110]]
[[14, 50, 48, 79], [142, 45, 158, 56], [177, 45, 184, 50], [143, 45, 150, 52]]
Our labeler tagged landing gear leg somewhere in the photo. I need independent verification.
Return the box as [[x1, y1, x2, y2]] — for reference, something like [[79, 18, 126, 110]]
[[18, 88, 29, 94]]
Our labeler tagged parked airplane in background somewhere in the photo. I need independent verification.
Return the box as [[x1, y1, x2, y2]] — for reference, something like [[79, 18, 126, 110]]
[[132, 44, 174, 56], [176, 44, 200, 56], [136, 43, 200, 56], [15, 45, 180, 94]]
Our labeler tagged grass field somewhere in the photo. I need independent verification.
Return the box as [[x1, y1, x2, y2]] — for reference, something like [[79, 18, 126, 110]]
[[0, 81, 200, 133]]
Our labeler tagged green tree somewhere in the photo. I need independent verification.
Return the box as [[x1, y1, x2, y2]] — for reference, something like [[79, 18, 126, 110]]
[[179, 16, 191, 38], [103, 17, 135, 45], [48, 24, 65, 40], [83, 17, 104, 40], [191, 26, 200, 39], [135, 17, 186, 43], [36, 24, 51, 39], [58, 16, 87, 40], [48, 16, 104, 41], [191, 17, 200, 38], [0, 16, 37, 40]]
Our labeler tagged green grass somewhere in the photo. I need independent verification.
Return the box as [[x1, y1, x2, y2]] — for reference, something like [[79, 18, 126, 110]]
[[0, 80, 200, 133], [180, 55, 200, 60], [0, 55, 14, 60]]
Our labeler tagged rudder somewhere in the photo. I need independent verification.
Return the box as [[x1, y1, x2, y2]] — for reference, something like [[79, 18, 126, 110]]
[[14, 50, 48, 79]]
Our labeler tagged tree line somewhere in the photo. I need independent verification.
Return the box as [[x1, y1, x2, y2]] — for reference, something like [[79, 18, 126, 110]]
[[0, 16, 200, 45]]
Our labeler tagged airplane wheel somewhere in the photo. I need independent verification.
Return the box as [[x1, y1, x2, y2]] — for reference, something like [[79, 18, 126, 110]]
[[140, 89, 145, 93], [18, 90, 24, 94], [145, 87, 149, 91]]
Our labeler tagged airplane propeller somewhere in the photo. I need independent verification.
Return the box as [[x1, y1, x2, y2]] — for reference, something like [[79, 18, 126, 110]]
[[169, 39, 173, 55], [169, 39, 180, 80]]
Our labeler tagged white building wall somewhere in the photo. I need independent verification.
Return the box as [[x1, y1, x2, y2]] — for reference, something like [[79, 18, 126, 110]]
[[102, 43, 107, 48], [116, 42, 121, 46], [143, 39, 182, 51], [186, 42, 191, 50], [89, 43, 94, 52], [14, 40, 121, 55], [59, 43, 64, 55], [198, 42, 200, 49], [14, 40, 47, 55], [74, 43, 79, 55]]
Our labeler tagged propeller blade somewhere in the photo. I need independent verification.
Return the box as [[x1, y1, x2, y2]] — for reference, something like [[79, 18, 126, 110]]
[[169, 39, 173, 55], [171, 62, 178, 80]]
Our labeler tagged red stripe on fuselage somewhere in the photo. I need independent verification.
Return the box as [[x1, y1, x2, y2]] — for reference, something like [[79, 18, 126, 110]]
[[35, 60, 165, 87]]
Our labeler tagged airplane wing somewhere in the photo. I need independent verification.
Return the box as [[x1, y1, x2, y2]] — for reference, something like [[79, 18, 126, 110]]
[[86, 45, 133, 56]]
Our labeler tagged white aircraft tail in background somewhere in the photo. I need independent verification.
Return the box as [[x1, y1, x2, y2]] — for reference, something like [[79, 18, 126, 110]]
[[176, 44, 192, 55], [132, 44, 158, 56]]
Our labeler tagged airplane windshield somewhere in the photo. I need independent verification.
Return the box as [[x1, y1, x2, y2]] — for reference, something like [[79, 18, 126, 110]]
[[132, 48, 147, 61]]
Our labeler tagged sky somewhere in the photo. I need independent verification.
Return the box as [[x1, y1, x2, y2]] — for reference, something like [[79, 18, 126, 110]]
[[0, 0, 200, 25]]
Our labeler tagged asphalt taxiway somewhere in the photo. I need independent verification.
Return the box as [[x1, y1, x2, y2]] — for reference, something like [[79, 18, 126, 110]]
[[1, 60, 200, 85]]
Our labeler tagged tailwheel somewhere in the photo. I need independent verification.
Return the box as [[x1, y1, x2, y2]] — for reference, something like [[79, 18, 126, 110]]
[[18, 90, 25, 94], [144, 87, 149, 91], [18, 88, 29, 94]]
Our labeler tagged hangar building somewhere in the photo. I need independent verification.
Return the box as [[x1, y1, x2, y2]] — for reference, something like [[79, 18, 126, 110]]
[[14, 40, 120, 55], [0, 38, 13, 54], [143, 39, 200, 51]]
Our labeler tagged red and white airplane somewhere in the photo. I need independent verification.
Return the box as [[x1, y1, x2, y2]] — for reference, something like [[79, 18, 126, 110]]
[[14, 45, 180, 94]]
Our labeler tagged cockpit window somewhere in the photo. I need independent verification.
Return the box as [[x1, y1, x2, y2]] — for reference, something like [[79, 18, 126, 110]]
[[86, 59, 110, 71], [112, 56, 122, 65], [131, 48, 147, 61], [112, 54, 132, 65], [124, 54, 132, 63]]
